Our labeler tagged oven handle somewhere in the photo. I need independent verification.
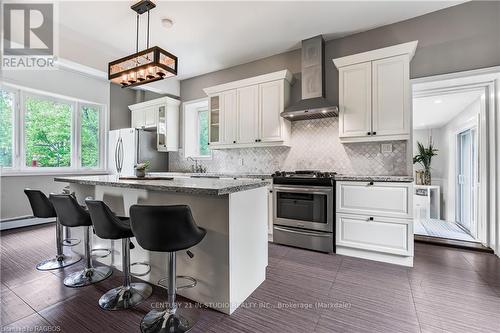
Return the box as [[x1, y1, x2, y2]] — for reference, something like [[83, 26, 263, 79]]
[[274, 226, 332, 238], [273, 185, 333, 195]]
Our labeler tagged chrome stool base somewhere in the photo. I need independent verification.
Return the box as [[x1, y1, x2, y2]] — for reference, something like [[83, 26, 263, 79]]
[[64, 265, 112, 288], [140, 307, 199, 333], [99, 282, 153, 311], [36, 254, 81, 271]]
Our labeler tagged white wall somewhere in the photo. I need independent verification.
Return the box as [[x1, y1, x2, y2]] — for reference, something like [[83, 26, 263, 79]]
[[0, 67, 110, 220]]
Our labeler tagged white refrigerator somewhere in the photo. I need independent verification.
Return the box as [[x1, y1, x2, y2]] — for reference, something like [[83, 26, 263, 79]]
[[108, 128, 169, 176]]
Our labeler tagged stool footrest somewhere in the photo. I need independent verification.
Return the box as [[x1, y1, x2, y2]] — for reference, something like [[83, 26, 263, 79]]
[[158, 275, 197, 290], [91, 248, 111, 258], [130, 262, 151, 277], [62, 238, 81, 247]]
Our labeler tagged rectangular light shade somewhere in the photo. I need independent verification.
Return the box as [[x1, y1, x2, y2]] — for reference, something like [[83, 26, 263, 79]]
[[108, 46, 178, 88]]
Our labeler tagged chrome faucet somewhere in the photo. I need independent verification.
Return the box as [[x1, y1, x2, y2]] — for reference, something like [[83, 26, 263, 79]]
[[187, 157, 206, 173]]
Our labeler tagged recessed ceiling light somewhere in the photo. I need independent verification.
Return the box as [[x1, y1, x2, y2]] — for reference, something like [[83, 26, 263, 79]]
[[162, 18, 174, 29], [434, 99, 442, 104]]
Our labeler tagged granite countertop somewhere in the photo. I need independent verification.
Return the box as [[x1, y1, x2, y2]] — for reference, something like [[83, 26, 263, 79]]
[[334, 175, 414, 183], [149, 172, 272, 179], [54, 175, 270, 196]]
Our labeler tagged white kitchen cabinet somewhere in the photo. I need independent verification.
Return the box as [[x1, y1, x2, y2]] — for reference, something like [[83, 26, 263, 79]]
[[237, 85, 259, 144], [337, 213, 412, 257], [337, 181, 412, 219], [335, 180, 414, 267], [129, 96, 180, 151], [338, 62, 372, 138], [259, 80, 287, 143], [333, 41, 417, 143], [131, 110, 145, 129], [372, 55, 410, 137], [204, 70, 292, 149], [222, 90, 238, 145]]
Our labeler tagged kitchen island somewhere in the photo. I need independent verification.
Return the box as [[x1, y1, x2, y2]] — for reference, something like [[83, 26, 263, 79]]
[[55, 175, 270, 315]]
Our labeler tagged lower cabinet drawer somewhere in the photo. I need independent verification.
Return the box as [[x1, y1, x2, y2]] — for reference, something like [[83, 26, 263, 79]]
[[336, 213, 412, 256]]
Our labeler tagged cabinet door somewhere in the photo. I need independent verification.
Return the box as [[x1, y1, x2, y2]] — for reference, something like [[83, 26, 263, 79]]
[[337, 181, 412, 219], [336, 213, 412, 256], [157, 105, 167, 151], [237, 85, 259, 144], [208, 95, 221, 144], [222, 90, 237, 144], [338, 62, 372, 138], [145, 107, 157, 127], [372, 55, 410, 137], [259, 80, 284, 142], [131, 110, 145, 128]]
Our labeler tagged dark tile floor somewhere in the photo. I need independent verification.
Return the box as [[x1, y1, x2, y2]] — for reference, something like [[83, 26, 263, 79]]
[[1, 224, 500, 332]]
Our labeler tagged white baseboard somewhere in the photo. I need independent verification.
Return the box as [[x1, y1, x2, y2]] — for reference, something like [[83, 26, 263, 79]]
[[0, 217, 55, 230]]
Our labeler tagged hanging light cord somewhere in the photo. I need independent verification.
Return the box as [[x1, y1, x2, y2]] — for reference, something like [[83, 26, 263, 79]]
[[147, 9, 150, 49]]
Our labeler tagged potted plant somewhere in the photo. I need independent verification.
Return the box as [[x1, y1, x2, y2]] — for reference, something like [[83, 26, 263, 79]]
[[134, 161, 150, 178], [413, 142, 438, 185]]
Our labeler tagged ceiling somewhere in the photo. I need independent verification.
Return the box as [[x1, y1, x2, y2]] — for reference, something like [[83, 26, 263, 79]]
[[56, 1, 463, 92], [413, 90, 483, 130]]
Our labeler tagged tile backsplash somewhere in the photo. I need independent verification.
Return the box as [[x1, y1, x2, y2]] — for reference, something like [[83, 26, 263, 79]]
[[169, 117, 408, 175]]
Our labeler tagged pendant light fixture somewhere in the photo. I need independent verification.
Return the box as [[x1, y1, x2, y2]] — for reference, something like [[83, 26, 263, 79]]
[[108, 0, 178, 88]]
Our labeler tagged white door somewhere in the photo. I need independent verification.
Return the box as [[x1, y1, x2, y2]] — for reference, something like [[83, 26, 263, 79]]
[[259, 80, 284, 142], [457, 128, 476, 236], [222, 90, 237, 144], [237, 85, 259, 144], [338, 62, 372, 138], [372, 55, 410, 137], [119, 128, 137, 176]]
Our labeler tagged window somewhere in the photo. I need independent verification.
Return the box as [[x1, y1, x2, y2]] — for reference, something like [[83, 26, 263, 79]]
[[0, 90, 15, 167], [198, 109, 209, 156], [25, 95, 72, 167], [184, 99, 211, 159], [80, 105, 100, 168], [0, 84, 106, 174]]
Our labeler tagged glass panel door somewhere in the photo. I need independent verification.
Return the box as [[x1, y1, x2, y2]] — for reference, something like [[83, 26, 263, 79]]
[[457, 128, 476, 234], [209, 95, 220, 143], [157, 106, 166, 150]]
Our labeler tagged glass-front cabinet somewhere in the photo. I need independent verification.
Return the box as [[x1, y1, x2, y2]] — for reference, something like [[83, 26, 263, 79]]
[[209, 95, 221, 144], [157, 105, 167, 151]]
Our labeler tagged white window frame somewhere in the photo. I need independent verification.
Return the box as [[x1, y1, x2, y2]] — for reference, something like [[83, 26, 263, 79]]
[[183, 98, 212, 160], [0, 82, 107, 176]]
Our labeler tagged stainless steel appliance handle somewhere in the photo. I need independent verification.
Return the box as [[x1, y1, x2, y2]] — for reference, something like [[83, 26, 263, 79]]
[[117, 137, 124, 174], [273, 185, 333, 195], [274, 226, 332, 238], [114, 138, 120, 173]]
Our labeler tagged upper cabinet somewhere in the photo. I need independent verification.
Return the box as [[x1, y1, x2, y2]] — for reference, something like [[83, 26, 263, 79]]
[[129, 96, 180, 151], [203, 70, 292, 149], [333, 41, 417, 143]]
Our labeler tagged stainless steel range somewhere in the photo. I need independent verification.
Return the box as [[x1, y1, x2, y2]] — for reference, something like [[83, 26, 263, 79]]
[[272, 170, 336, 253]]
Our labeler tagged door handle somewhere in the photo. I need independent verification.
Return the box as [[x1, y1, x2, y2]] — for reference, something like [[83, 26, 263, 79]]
[[274, 226, 332, 238], [114, 138, 120, 172]]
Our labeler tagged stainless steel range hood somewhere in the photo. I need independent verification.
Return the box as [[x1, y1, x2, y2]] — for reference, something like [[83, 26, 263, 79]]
[[281, 35, 338, 121]]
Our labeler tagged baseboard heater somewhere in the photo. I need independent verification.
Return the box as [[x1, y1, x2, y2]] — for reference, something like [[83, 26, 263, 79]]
[[0, 216, 55, 231]]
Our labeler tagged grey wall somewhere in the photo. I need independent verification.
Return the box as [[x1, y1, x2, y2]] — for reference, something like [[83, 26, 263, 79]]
[[109, 84, 136, 130], [181, 1, 500, 103], [109, 84, 167, 130]]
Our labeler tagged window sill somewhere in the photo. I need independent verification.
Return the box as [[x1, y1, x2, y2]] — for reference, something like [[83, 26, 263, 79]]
[[0, 169, 109, 177]]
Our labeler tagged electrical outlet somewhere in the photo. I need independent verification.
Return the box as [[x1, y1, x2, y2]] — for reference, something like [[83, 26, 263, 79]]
[[381, 143, 392, 153], [238, 158, 244, 166]]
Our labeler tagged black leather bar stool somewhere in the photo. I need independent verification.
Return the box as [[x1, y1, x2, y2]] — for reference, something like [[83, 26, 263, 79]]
[[24, 189, 81, 270], [130, 205, 206, 333], [86, 200, 153, 310], [50, 194, 112, 287]]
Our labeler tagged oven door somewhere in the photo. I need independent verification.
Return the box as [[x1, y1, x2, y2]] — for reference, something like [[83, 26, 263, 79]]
[[273, 185, 333, 232]]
